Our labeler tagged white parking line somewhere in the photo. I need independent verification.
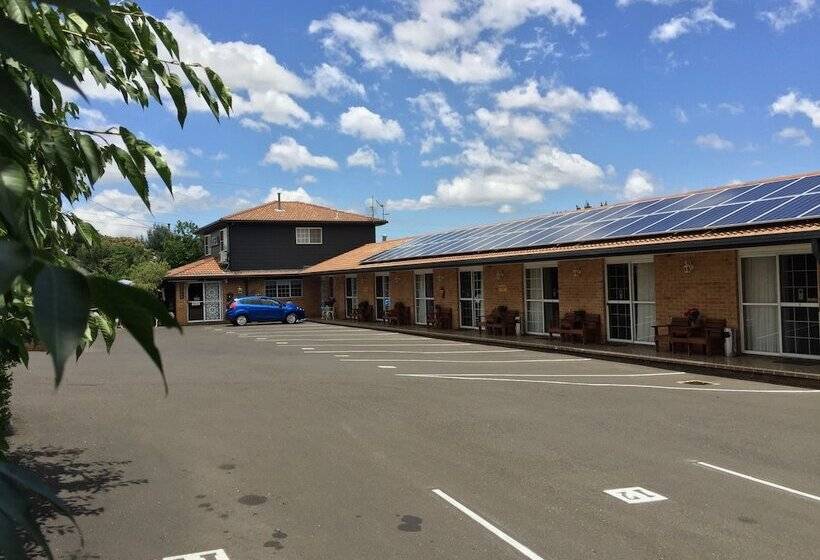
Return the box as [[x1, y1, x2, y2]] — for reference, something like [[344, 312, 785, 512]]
[[276, 342, 288, 345], [305, 349, 525, 354], [695, 461, 820, 502], [162, 549, 229, 560], [341, 358, 590, 363], [377, 365, 397, 369], [397, 374, 820, 393], [301, 347, 315, 350], [290, 342, 469, 347], [432, 489, 545, 560], [255, 333, 402, 340], [334, 354, 349, 357], [399, 372, 688, 378]]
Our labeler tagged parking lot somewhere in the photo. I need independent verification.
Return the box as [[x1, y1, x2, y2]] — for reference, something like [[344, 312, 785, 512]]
[[10, 321, 820, 559]]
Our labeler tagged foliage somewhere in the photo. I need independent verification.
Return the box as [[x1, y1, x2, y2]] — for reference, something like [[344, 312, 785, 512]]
[[127, 259, 168, 291], [72, 235, 153, 279], [0, 0, 231, 556], [145, 220, 202, 268]]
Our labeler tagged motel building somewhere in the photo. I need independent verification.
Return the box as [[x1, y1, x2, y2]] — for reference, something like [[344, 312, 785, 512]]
[[164, 172, 820, 361]]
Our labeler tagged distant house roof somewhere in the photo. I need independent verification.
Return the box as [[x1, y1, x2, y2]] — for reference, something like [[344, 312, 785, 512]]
[[197, 200, 387, 233]]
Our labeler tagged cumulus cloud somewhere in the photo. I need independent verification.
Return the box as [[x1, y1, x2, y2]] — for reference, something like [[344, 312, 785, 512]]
[[695, 132, 734, 151], [240, 118, 271, 132], [496, 80, 651, 130], [474, 108, 555, 142], [759, 0, 815, 31], [311, 63, 366, 100], [775, 127, 812, 147], [408, 91, 463, 134], [299, 174, 317, 184], [771, 91, 820, 128], [309, 0, 585, 84], [649, 2, 735, 43], [262, 136, 339, 171], [339, 106, 404, 141], [162, 11, 321, 128], [264, 186, 316, 203], [385, 139, 604, 210], [622, 169, 657, 199], [346, 146, 379, 169]]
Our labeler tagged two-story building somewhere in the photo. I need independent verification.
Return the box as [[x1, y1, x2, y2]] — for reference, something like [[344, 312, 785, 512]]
[[163, 195, 386, 324]]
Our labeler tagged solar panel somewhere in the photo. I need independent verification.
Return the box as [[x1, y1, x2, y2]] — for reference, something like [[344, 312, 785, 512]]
[[364, 172, 820, 263]]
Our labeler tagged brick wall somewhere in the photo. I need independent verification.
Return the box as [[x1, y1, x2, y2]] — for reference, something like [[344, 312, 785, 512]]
[[484, 264, 524, 316], [433, 268, 459, 328], [655, 250, 740, 329], [174, 282, 188, 325], [301, 276, 321, 317], [357, 272, 375, 308], [389, 270, 415, 322], [332, 274, 347, 318], [558, 258, 606, 319]]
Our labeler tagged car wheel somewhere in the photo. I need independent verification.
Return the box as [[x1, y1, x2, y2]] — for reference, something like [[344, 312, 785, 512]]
[[284, 313, 297, 324], [235, 315, 248, 326]]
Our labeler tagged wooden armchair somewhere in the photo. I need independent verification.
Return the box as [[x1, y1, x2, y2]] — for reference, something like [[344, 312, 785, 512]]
[[385, 302, 410, 326], [481, 306, 518, 336], [688, 318, 727, 356], [428, 305, 453, 329], [356, 301, 373, 322], [653, 317, 691, 353]]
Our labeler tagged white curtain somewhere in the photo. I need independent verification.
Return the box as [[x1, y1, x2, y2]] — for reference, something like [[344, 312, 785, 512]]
[[742, 257, 780, 352]]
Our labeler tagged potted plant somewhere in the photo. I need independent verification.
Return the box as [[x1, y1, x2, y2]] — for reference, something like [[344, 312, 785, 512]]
[[683, 307, 701, 326]]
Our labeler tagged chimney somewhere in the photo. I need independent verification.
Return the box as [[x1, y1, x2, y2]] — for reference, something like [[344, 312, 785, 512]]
[[382, 235, 388, 242], [277, 192, 282, 210]]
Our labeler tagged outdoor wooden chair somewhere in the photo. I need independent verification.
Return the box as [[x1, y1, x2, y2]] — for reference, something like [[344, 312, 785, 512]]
[[687, 318, 727, 356], [385, 302, 410, 326], [428, 305, 453, 329], [481, 306, 518, 336]]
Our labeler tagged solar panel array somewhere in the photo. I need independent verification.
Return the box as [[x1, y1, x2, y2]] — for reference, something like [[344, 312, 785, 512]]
[[365, 173, 820, 263]]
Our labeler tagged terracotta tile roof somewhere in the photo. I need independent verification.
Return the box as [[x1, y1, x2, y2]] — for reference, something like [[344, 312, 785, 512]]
[[303, 238, 409, 274], [164, 256, 227, 279], [221, 201, 385, 224], [304, 221, 820, 274]]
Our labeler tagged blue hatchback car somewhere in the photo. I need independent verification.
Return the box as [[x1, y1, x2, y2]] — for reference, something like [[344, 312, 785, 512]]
[[226, 296, 305, 326]]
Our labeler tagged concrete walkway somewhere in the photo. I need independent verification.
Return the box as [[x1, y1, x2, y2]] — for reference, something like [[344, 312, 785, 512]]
[[316, 319, 820, 385]]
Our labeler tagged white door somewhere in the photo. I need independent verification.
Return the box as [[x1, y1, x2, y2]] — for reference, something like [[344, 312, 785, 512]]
[[459, 270, 483, 328], [414, 272, 433, 325]]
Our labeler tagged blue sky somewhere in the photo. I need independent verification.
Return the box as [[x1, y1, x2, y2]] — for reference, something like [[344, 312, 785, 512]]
[[73, 0, 820, 239]]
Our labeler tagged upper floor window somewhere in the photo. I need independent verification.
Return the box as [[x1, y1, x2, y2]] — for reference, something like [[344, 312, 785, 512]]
[[218, 228, 227, 252], [295, 227, 322, 245], [203, 234, 211, 255]]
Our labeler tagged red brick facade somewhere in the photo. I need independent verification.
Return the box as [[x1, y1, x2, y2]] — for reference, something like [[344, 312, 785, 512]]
[[389, 270, 415, 322], [484, 263, 524, 316], [433, 268, 459, 328], [557, 259, 606, 319]]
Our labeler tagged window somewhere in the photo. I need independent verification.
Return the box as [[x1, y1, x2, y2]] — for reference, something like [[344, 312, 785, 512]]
[[203, 234, 211, 255], [606, 259, 656, 344], [459, 269, 483, 329], [264, 279, 303, 299], [219, 228, 228, 252], [375, 274, 390, 320], [345, 276, 358, 318], [414, 272, 434, 325], [295, 227, 322, 245], [524, 265, 559, 335]]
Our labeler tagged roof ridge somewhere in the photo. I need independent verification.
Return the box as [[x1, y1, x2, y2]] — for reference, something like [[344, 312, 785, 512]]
[[224, 199, 377, 221]]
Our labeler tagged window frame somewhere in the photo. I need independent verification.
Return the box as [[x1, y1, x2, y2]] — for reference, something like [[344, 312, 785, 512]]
[[295, 227, 323, 245], [264, 279, 303, 299], [604, 256, 656, 345], [523, 262, 559, 336]]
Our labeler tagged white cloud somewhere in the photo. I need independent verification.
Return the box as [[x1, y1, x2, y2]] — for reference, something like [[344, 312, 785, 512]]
[[771, 91, 820, 128], [498, 203, 514, 213], [240, 118, 271, 132], [496, 80, 651, 130], [474, 108, 555, 142], [339, 106, 404, 141], [311, 63, 366, 100], [717, 102, 744, 115], [759, 0, 815, 31], [775, 127, 813, 147], [347, 146, 379, 169], [617, 0, 684, 6], [309, 1, 584, 84], [211, 151, 228, 161], [673, 106, 689, 123], [188, 147, 204, 157], [649, 2, 735, 42], [622, 169, 656, 199], [262, 136, 339, 171], [408, 91, 463, 134], [264, 186, 316, 203], [299, 174, 317, 184], [386, 139, 604, 210], [695, 133, 734, 151], [163, 11, 321, 128], [419, 134, 445, 154]]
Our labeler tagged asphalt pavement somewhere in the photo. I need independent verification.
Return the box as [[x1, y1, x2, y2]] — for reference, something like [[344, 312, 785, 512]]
[[9, 321, 820, 560]]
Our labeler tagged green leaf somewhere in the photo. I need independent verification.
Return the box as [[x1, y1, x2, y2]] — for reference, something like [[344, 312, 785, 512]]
[[89, 276, 179, 393], [0, 478, 53, 560], [44, 0, 108, 15], [0, 462, 76, 522], [0, 157, 29, 230], [138, 141, 172, 192], [32, 265, 90, 386], [71, 215, 99, 247], [119, 126, 145, 172], [165, 73, 187, 127], [75, 132, 104, 184], [0, 240, 32, 294], [147, 15, 179, 59], [93, 311, 116, 352], [139, 62, 162, 103], [205, 66, 232, 113], [0, 65, 38, 127], [0, 15, 84, 98], [0, 512, 27, 560], [109, 145, 149, 208]]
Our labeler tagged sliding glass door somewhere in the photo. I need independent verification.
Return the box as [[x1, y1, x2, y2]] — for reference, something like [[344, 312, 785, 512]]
[[741, 251, 819, 356], [524, 265, 559, 335], [459, 269, 483, 328], [606, 260, 655, 344], [345, 275, 357, 318], [375, 274, 390, 320], [414, 272, 434, 325]]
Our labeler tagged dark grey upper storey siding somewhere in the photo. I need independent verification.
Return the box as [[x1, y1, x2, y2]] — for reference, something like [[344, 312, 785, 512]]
[[228, 222, 376, 270]]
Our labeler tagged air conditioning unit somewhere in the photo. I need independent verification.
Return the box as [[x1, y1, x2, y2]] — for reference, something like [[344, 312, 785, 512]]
[[218, 250, 228, 264]]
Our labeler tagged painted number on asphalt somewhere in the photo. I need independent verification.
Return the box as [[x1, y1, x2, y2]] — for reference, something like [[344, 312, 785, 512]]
[[163, 549, 229, 560], [603, 487, 667, 504]]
